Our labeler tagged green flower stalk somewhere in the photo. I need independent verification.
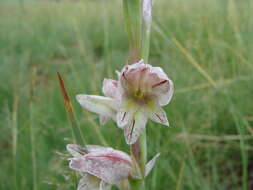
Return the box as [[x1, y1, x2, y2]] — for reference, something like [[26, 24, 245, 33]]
[[123, 0, 142, 63], [123, 0, 155, 189]]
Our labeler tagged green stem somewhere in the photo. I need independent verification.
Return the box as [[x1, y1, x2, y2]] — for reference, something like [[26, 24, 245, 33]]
[[130, 130, 147, 190], [123, 0, 154, 189], [123, 0, 142, 62]]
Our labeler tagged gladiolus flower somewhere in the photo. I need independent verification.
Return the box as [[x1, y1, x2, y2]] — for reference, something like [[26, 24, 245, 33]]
[[67, 144, 160, 190], [76, 60, 174, 144]]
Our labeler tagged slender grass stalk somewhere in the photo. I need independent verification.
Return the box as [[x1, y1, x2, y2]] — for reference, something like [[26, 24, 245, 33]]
[[12, 93, 18, 190], [228, 99, 248, 190], [57, 73, 86, 145], [85, 112, 109, 146], [29, 68, 38, 190]]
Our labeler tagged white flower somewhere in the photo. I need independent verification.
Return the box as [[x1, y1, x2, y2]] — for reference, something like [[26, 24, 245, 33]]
[[76, 60, 174, 144], [67, 144, 160, 190]]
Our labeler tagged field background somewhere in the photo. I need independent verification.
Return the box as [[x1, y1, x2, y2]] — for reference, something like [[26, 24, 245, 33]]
[[1, 0, 253, 189]]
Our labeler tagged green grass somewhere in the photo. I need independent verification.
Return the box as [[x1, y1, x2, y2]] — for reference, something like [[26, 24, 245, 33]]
[[1, 0, 253, 189]]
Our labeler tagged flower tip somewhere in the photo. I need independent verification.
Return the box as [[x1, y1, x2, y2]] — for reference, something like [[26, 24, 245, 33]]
[[69, 157, 82, 171], [66, 144, 74, 151]]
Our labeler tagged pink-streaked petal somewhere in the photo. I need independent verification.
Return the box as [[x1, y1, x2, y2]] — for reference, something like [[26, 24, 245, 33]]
[[102, 78, 119, 98], [83, 148, 132, 167], [68, 144, 131, 163], [146, 106, 169, 126], [85, 145, 113, 154], [152, 78, 174, 106], [116, 110, 132, 129], [119, 71, 132, 91], [120, 60, 149, 92], [77, 174, 101, 190], [124, 112, 148, 145], [76, 95, 117, 121], [66, 144, 86, 157], [99, 115, 110, 126], [145, 153, 160, 177], [69, 149, 132, 184], [116, 99, 139, 128], [150, 66, 169, 80]]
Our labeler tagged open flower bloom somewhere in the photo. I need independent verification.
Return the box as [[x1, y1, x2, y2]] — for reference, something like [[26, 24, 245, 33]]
[[76, 60, 174, 144], [67, 144, 160, 190]]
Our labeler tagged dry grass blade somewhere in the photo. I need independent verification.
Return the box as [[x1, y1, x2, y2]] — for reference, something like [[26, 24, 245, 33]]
[[12, 92, 19, 190], [176, 75, 253, 94], [57, 72, 86, 145], [176, 133, 253, 142], [176, 160, 185, 190], [57, 72, 74, 116], [172, 37, 217, 87]]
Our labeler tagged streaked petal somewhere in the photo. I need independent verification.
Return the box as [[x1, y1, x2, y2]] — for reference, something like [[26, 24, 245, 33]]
[[77, 174, 101, 190], [145, 105, 169, 126], [85, 145, 113, 154], [116, 110, 132, 128], [116, 99, 139, 128], [69, 149, 132, 184], [145, 153, 160, 177], [102, 78, 118, 98], [119, 60, 148, 92], [76, 95, 117, 120], [66, 144, 86, 157], [124, 112, 148, 145], [152, 78, 174, 106]]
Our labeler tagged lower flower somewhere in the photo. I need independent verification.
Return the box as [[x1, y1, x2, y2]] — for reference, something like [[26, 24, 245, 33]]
[[66, 144, 160, 190]]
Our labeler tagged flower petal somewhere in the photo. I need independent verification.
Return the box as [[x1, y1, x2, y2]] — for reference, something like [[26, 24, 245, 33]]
[[76, 95, 117, 122], [119, 60, 149, 92], [77, 174, 101, 190], [116, 99, 139, 128], [102, 78, 119, 98], [116, 110, 132, 128], [152, 78, 174, 106], [145, 105, 169, 126], [145, 153, 160, 177], [69, 149, 132, 184], [124, 112, 148, 145], [85, 145, 113, 154], [67, 144, 86, 157]]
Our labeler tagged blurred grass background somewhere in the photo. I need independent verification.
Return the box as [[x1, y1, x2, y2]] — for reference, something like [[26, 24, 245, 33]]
[[1, 0, 253, 189]]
